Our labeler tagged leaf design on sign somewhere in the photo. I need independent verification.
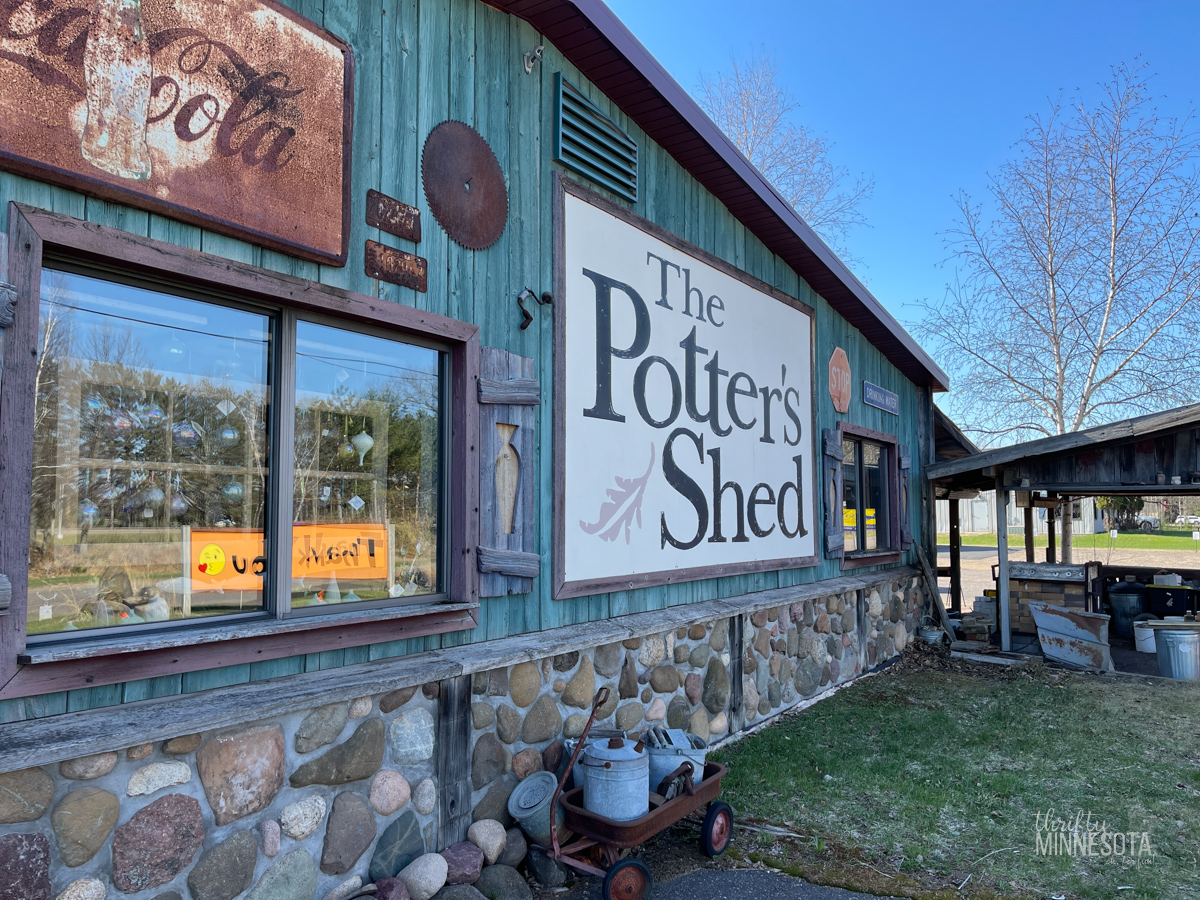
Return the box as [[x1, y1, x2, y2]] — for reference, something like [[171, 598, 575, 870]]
[[580, 444, 656, 544]]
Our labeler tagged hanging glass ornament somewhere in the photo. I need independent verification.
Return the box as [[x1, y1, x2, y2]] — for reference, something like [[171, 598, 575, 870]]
[[79, 499, 100, 523], [166, 333, 186, 357], [142, 477, 165, 509], [84, 392, 108, 413], [107, 406, 134, 437], [351, 418, 374, 467], [142, 506, 154, 518], [221, 477, 245, 505], [144, 403, 166, 425], [170, 491, 189, 516], [216, 425, 240, 448], [172, 419, 201, 449]]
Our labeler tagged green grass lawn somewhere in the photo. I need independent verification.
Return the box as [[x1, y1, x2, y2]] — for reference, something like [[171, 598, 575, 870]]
[[938, 529, 1200, 553], [712, 660, 1200, 899]]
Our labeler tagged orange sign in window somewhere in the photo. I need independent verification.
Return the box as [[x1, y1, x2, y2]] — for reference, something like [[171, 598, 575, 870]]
[[188, 524, 390, 592]]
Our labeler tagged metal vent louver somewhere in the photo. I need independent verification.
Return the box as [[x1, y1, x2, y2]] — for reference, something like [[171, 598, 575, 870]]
[[554, 74, 638, 202]]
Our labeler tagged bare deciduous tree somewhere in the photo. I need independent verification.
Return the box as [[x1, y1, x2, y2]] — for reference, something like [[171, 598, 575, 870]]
[[697, 54, 873, 257], [917, 63, 1200, 560]]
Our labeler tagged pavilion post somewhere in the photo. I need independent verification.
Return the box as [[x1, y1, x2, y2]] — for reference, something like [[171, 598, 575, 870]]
[[949, 498, 963, 612], [1024, 506, 1035, 562], [1046, 506, 1057, 564], [996, 474, 1012, 652]]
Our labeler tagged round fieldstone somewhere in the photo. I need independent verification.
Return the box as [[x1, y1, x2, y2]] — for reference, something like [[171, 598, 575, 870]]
[[687, 708, 709, 742], [593, 643, 622, 677], [197, 725, 286, 825], [261, 819, 281, 858], [434, 888, 486, 900], [52, 787, 119, 866], [472, 733, 507, 790], [830, 615, 843, 636], [702, 658, 730, 714], [622, 637, 642, 650], [519, 695, 562, 744], [742, 676, 759, 715], [187, 829, 258, 900], [688, 623, 707, 640], [414, 777, 437, 816], [542, 741, 564, 774], [743, 650, 756, 675], [754, 628, 771, 658], [830, 659, 841, 682], [370, 810, 424, 882], [895, 623, 908, 651], [511, 748, 542, 781], [552, 651, 579, 672], [768, 682, 781, 708], [375, 877, 411, 900], [750, 609, 767, 628], [441, 841, 483, 885], [667, 696, 690, 730], [709, 619, 728, 651], [827, 634, 843, 660], [673, 644, 689, 664], [371, 770, 411, 815], [380, 686, 418, 713], [111, 793, 204, 893], [126, 743, 153, 761], [495, 705, 521, 744], [509, 663, 541, 708], [552, 679, 566, 693], [640, 687, 652, 702], [0, 833, 50, 900], [688, 644, 711, 668], [564, 713, 587, 738], [782, 679, 796, 704], [890, 596, 902, 623], [637, 635, 665, 667], [596, 686, 618, 719], [684, 673, 702, 705], [499, 828, 527, 868], [473, 865, 532, 900], [390, 708, 436, 764], [323, 875, 363, 900], [758, 696, 771, 715], [615, 702, 643, 731], [470, 777, 514, 827], [618, 653, 638, 699], [127, 761, 191, 797], [821, 665, 832, 686], [561, 656, 595, 708], [55, 878, 105, 900], [281, 795, 327, 840], [296, 703, 350, 754], [0, 768, 54, 824], [400, 852, 448, 900], [709, 712, 728, 735], [646, 697, 666, 721], [164, 733, 201, 755], [60, 752, 117, 781], [769, 653, 781, 678], [815, 612, 830, 633], [841, 609, 856, 634], [649, 665, 678, 693], [321, 792, 376, 875], [471, 702, 495, 730], [527, 847, 567, 887], [423, 682, 440, 700], [245, 849, 316, 900], [350, 697, 373, 718]]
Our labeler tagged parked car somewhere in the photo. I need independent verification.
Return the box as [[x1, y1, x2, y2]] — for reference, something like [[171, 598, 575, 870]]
[[1174, 515, 1200, 526], [1137, 514, 1161, 532]]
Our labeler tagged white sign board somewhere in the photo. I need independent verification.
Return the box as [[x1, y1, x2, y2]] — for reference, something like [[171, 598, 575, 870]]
[[555, 185, 817, 598]]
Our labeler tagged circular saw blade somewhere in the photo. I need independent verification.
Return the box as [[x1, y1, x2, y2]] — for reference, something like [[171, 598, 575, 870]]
[[421, 120, 508, 250]]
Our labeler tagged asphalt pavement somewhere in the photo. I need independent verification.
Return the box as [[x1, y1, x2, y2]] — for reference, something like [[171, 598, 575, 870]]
[[650, 869, 900, 900]]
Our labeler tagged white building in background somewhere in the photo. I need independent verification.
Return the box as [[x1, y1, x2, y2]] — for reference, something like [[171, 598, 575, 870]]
[[937, 493, 1104, 536]]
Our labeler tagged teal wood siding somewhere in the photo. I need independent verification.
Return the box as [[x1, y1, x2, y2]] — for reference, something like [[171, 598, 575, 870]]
[[0, 0, 926, 719]]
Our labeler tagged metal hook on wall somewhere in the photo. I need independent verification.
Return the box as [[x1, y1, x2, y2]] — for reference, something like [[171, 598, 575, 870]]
[[517, 287, 552, 330], [523, 45, 544, 75]]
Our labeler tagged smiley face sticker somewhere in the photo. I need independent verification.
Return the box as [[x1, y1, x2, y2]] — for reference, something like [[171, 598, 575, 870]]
[[197, 543, 226, 576]]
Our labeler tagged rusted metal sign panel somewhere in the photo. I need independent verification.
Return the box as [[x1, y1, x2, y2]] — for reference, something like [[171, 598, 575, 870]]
[[1028, 600, 1115, 671], [0, 0, 353, 265], [365, 240, 427, 292], [366, 189, 421, 243]]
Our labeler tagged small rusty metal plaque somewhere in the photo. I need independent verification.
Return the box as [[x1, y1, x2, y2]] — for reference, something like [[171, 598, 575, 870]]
[[0, 0, 353, 266], [365, 240, 428, 292], [422, 121, 507, 250], [366, 189, 422, 243]]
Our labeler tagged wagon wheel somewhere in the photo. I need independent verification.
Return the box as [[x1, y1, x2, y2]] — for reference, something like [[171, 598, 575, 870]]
[[602, 857, 652, 900], [700, 801, 733, 857]]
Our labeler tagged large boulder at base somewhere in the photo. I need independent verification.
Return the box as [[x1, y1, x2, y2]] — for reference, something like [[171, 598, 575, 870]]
[[0, 768, 54, 824], [187, 830, 258, 900], [245, 849, 316, 900], [196, 725, 286, 825], [111, 794, 204, 893], [473, 865, 532, 900], [398, 852, 448, 900], [370, 810, 424, 882], [51, 787, 119, 867], [321, 792, 377, 875]]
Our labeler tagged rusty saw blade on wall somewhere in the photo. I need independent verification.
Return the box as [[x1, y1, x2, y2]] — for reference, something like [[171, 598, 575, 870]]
[[421, 120, 508, 250]]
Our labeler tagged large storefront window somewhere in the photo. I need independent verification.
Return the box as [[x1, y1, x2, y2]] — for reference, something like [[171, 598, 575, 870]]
[[27, 268, 446, 641], [292, 322, 442, 609], [29, 270, 271, 636]]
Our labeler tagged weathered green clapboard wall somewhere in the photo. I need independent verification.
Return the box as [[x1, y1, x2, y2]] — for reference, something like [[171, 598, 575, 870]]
[[0, 0, 928, 721]]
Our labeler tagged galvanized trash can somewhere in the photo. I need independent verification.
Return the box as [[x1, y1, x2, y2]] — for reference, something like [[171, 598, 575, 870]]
[[581, 737, 650, 821], [645, 727, 707, 793], [1154, 628, 1200, 680], [508, 770, 570, 844]]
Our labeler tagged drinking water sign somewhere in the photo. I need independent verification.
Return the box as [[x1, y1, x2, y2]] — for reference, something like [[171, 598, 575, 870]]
[[556, 185, 818, 598]]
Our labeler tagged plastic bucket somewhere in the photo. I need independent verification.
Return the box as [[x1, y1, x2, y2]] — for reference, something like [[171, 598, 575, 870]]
[[1134, 622, 1157, 653], [1107, 587, 1146, 638], [507, 771, 569, 845], [1154, 629, 1200, 681]]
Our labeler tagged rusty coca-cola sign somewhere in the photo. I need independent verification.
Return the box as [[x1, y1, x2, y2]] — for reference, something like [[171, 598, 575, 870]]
[[0, 0, 352, 265]]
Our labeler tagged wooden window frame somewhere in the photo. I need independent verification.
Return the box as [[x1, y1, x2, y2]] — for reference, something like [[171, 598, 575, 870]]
[[838, 423, 902, 570], [0, 204, 480, 701]]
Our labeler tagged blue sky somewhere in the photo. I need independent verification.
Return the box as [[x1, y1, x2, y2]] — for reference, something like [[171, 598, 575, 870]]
[[604, 0, 1200, 333]]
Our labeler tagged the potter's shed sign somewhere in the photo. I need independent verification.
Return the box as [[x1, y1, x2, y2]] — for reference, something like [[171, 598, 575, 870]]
[[555, 182, 818, 598], [0, 0, 352, 264]]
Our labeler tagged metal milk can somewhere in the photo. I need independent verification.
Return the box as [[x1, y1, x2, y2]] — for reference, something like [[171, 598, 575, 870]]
[[581, 736, 649, 821]]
